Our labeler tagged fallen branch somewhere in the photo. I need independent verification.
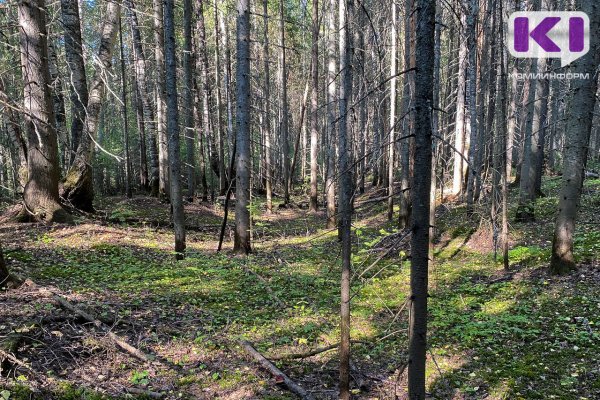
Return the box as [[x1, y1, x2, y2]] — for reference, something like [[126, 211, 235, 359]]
[[52, 293, 154, 363], [269, 340, 369, 361], [240, 340, 315, 400]]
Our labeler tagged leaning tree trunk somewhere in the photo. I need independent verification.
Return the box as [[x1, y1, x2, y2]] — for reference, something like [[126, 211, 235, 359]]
[[233, 0, 251, 255], [60, 0, 88, 166], [18, 0, 72, 223], [62, 1, 120, 212], [550, 0, 599, 275], [408, 0, 435, 397], [164, 0, 186, 259]]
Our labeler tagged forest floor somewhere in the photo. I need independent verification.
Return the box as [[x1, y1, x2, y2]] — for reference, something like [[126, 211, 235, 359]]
[[0, 176, 599, 400]]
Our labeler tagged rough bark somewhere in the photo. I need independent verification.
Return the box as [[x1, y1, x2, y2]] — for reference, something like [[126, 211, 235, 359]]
[[550, 0, 599, 274], [0, 78, 27, 194], [183, 0, 195, 200], [164, 0, 186, 259], [60, 0, 88, 166], [19, 0, 72, 223], [62, 1, 120, 212], [118, 14, 132, 198], [408, 0, 435, 397], [233, 0, 252, 255], [262, 0, 273, 213], [47, 40, 69, 168], [465, 0, 479, 214]]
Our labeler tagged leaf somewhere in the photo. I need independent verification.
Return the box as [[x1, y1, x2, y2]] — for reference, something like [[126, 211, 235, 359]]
[[1, 390, 11, 400]]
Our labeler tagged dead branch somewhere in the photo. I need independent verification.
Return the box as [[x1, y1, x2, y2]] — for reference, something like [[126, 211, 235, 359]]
[[52, 293, 154, 363], [269, 340, 369, 361], [240, 340, 315, 400], [125, 387, 164, 399]]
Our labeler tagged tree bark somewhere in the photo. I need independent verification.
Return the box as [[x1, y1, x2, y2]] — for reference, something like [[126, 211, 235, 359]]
[[550, 0, 599, 274], [233, 0, 252, 255], [279, 0, 291, 205], [154, 0, 169, 200], [164, 0, 186, 259], [19, 0, 72, 223], [60, 0, 88, 166], [452, 13, 467, 195], [309, 0, 319, 212], [465, 0, 479, 214], [0, 78, 27, 194], [408, 0, 435, 397], [262, 0, 273, 214], [325, 0, 337, 229], [118, 14, 132, 198], [183, 0, 195, 200], [62, 1, 120, 212], [387, 1, 397, 221]]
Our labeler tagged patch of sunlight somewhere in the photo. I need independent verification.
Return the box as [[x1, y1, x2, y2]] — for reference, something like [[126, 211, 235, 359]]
[[482, 299, 512, 315], [487, 380, 512, 400]]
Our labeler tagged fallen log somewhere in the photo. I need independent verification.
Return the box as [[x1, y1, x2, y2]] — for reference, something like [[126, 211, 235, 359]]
[[240, 340, 315, 400], [52, 293, 154, 363]]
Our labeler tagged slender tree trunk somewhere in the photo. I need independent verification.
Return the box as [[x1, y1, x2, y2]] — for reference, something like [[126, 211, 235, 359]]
[[19, 0, 72, 223], [154, 0, 169, 200], [279, 0, 291, 204], [118, 14, 132, 198], [326, 0, 337, 230], [338, 0, 354, 396], [387, 1, 397, 221], [183, 0, 195, 200], [60, 0, 88, 166], [262, 0, 273, 213], [309, 0, 319, 212], [47, 40, 69, 169], [164, 0, 186, 259], [551, 0, 599, 274], [214, 1, 227, 195], [452, 14, 467, 195], [533, 63, 550, 196], [408, 0, 435, 397], [465, 0, 479, 214], [233, 0, 252, 255], [134, 82, 148, 189]]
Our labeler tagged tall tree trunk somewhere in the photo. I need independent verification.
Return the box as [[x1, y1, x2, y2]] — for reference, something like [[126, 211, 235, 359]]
[[533, 62, 550, 197], [154, 0, 169, 200], [550, 0, 599, 274], [214, 1, 227, 195], [60, 0, 88, 166], [326, 0, 337, 230], [183, 0, 195, 200], [164, 0, 186, 259], [134, 82, 148, 189], [47, 40, 69, 169], [118, 14, 132, 199], [62, 1, 120, 212], [309, 0, 319, 212], [19, 0, 72, 223], [338, 0, 354, 395], [196, 0, 214, 200], [387, 0, 397, 221], [452, 13, 467, 195], [408, 0, 434, 397], [262, 0, 273, 214], [233, 0, 252, 255], [398, 0, 413, 228], [465, 0, 479, 214], [279, 0, 291, 205]]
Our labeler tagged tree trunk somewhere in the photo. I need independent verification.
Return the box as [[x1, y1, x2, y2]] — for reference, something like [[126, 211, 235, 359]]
[[164, 0, 186, 259], [262, 0, 273, 214], [408, 0, 434, 397], [62, 1, 120, 212], [326, 0, 337, 230], [118, 14, 132, 198], [134, 82, 149, 190], [154, 0, 169, 200], [60, 0, 88, 166], [550, 0, 599, 274], [338, 0, 354, 395], [233, 0, 252, 255], [452, 13, 467, 195], [19, 0, 72, 223], [387, 0, 397, 221], [309, 0, 319, 212], [47, 39, 69, 169], [279, 0, 291, 204], [183, 0, 195, 200], [465, 0, 479, 214]]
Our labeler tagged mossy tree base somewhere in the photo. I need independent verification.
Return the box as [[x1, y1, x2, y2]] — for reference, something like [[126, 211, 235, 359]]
[[62, 159, 95, 213]]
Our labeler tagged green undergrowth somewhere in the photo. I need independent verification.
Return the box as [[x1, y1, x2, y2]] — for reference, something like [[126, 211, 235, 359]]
[[2, 177, 599, 399]]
